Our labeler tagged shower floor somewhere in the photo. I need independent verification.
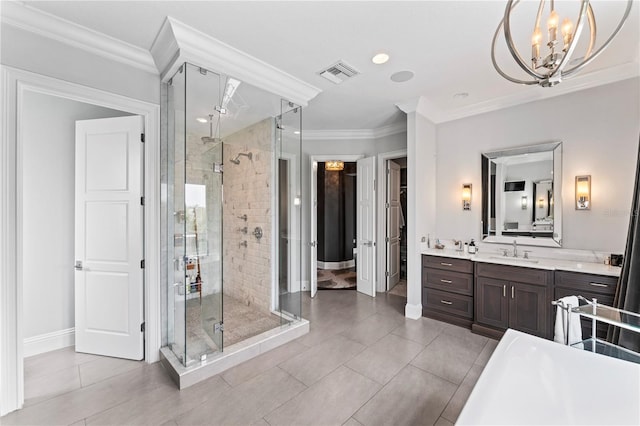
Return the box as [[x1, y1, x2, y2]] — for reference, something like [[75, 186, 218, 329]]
[[183, 293, 285, 363]]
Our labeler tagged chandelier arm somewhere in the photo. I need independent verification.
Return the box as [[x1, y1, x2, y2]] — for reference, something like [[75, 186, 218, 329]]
[[562, 3, 596, 75], [503, 0, 548, 80], [491, 23, 540, 85], [564, 0, 633, 78], [549, 0, 590, 79]]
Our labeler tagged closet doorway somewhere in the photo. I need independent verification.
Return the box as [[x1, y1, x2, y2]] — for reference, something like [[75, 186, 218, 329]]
[[378, 152, 408, 298]]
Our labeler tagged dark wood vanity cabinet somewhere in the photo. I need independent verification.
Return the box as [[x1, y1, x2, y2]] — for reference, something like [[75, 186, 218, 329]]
[[554, 271, 618, 339], [473, 263, 553, 339], [422, 255, 474, 327]]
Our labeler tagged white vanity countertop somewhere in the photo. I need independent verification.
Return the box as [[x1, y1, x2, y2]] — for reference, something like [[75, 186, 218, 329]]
[[457, 329, 640, 425], [421, 248, 621, 277]]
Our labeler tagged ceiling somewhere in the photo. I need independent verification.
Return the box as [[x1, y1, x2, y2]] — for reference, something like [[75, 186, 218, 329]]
[[20, 0, 640, 132]]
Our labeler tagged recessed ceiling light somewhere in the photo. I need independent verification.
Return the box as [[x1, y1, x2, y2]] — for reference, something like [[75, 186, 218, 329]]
[[453, 92, 469, 99], [196, 117, 208, 123], [372, 53, 389, 65], [390, 70, 414, 83]]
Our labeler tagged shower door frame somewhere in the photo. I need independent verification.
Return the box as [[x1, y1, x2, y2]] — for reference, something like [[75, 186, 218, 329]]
[[0, 66, 162, 415]]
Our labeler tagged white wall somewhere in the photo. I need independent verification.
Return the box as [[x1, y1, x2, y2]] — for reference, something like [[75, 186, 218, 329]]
[[435, 78, 640, 253], [300, 131, 407, 287], [22, 91, 130, 346], [1, 25, 160, 104]]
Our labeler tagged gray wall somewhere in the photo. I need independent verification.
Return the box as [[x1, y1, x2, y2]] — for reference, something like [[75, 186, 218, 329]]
[[435, 78, 640, 252], [1, 25, 160, 104]]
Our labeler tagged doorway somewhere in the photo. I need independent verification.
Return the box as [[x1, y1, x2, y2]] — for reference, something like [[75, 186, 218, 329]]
[[377, 150, 408, 298], [20, 92, 144, 405], [316, 161, 357, 291], [309, 154, 377, 298]]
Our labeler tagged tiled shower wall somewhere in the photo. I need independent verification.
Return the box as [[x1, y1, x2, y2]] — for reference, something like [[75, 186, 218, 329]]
[[223, 118, 274, 314]]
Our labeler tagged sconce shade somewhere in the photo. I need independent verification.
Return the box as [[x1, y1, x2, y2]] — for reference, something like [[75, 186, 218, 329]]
[[462, 183, 472, 210], [521, 195, 528, 209], [325, 161, 344, 171], [576, 175, 591, 210], [538, 197, 545, 209]]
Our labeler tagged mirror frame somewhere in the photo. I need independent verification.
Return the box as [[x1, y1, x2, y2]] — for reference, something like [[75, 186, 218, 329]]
[[481, 141, 562, 247]]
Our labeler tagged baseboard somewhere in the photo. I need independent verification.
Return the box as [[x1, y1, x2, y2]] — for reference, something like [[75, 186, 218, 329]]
[[404, 303, 423, 319], [24, 328, 75, 357], [317, 260, 355, 270]]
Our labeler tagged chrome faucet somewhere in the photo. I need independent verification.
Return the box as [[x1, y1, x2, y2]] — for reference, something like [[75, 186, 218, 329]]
[[512, 240, 518, 258]]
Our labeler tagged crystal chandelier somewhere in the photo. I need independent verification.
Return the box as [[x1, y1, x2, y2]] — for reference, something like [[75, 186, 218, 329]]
[[491, 0, 633, 87]]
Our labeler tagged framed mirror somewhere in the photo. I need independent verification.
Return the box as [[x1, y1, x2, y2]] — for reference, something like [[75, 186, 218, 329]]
[[481, 141, 562, 247]]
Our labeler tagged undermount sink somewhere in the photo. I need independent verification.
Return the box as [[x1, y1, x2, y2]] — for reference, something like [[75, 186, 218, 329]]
[[488, 256, 540, 264]]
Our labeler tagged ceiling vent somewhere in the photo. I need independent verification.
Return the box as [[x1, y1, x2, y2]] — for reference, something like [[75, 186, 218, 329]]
[[318, 61, 360, 84]]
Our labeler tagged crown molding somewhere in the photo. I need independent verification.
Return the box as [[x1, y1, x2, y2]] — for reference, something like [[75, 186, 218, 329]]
[[1, 1, 158, 74], [304, 121, 406, 141], [411, 61, 640, 124], [150, 17, 321, 107]]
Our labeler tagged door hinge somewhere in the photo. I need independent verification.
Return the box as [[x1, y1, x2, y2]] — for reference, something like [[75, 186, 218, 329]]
[[385, 202, 390, 208], [140, 259, 145, 269], [140, 196, 145, 206], [385, 271, 390, 277], [213, 162, 223, 174], [386, 237, 390, 242], [214, 322, 224, 333], [140, 322, 145, 332], [140, 133, 145, 143]]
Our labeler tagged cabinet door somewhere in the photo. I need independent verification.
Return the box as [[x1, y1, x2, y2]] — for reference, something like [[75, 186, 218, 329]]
[[509, 282, 548, 338], [476, 277, 509, 329]]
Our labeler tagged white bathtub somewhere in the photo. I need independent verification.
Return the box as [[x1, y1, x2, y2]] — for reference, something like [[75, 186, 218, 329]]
[[457, 329, 640, 425]]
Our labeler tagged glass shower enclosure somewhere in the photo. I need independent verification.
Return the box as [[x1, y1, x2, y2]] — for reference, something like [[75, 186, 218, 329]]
[[162, 63, 303, 368]]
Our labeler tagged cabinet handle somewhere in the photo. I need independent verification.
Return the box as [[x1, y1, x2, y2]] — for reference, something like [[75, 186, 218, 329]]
[[503, 284, 506, 297], [440, 300, 453, 305], [511, 286, 515, 299], [440, 279, 453, 284], [440, 262, 453, 267], [589, 282, 608, 288]]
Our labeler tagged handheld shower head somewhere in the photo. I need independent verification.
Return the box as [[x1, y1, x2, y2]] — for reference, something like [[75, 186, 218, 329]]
[[229, 158, 240, 165]]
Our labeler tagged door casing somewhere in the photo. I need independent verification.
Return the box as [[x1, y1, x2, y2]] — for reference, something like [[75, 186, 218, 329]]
[[0, 66, 160, 415]]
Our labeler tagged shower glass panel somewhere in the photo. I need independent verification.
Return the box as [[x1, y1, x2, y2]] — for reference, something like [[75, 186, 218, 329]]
[[276, 101, 302, 320], [167, 64, 224, 365], [163, 61, 303, 369]]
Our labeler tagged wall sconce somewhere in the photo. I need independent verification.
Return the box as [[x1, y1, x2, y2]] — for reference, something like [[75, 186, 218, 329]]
[[576, 175, 591, 210], [325, 161, 344, 171], [538, 197, 545, 209], [521, 195, 528, 209], [462, 183, 472, 210]]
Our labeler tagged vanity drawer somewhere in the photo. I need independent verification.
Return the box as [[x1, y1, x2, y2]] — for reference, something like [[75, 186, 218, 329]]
[[423, 288, 473, 319], [475, 262, 551, 286], [554, 271, 618, 295], [423, 255, 473, 274], [423, 268, 473, 296]]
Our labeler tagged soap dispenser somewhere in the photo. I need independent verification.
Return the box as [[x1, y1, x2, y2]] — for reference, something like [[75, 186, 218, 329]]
[[468, 239, 477, 254]]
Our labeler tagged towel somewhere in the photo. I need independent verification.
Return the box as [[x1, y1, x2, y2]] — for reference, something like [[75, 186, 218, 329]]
[[554, 295, 583, 347]]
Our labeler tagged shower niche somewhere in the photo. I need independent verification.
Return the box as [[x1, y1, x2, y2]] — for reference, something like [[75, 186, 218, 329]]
[[161, 63, 306, 387]]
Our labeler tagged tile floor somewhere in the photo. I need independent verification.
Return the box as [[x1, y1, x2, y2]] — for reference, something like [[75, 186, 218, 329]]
[[3, 290, 498, 426]]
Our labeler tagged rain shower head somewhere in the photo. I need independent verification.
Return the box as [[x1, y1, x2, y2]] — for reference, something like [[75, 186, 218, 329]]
[[201, 114, 223, 144], [201, 136, 223, 144], [230, 152, 252, 165]]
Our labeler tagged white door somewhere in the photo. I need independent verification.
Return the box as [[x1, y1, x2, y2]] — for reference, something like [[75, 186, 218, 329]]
[[310, 161, 318, 298], [386, 160, 401, 290], [75, 116, 144, 360], [357, 156, 376, 297]]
